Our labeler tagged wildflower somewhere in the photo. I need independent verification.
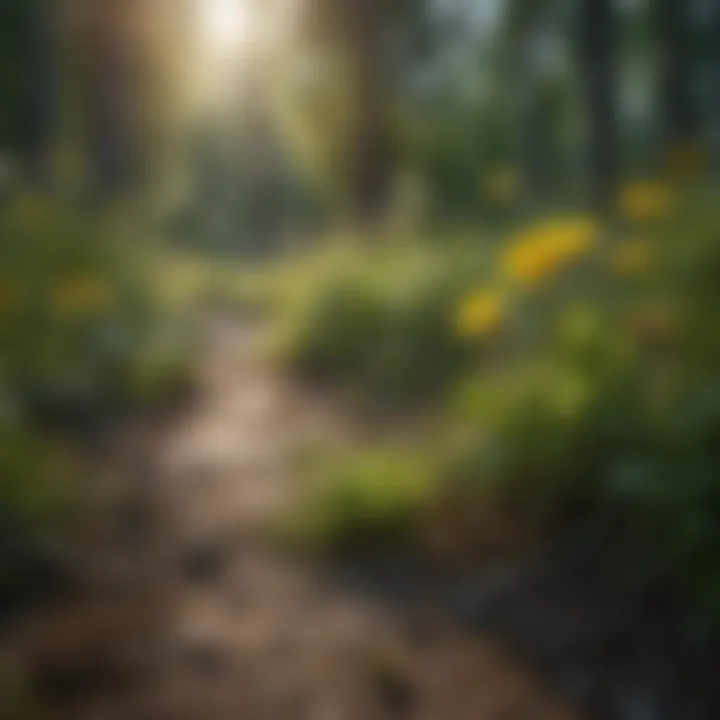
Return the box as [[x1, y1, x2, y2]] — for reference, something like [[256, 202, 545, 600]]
[[456, 290, 505, 337], [502, 216, 598, 285], [503, 240, 556, 284], [618, 181, 674, 222], [483, 167, 522, 204], [52, 276, 112, 318], [611, 240, 653, 275]]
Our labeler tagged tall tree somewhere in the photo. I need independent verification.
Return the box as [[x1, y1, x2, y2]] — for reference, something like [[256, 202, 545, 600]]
[[576, 0, 619, 211], [703, 0, 720, 163], [75, 0, 142, 198], [493, 0, 573, 204], [0, 0, 57, 182], [331, 0, 392, 226], [290, 0, 411, 228], [656, 0, 699, 152]]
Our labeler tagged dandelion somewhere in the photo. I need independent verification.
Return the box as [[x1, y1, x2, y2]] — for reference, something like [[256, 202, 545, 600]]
[[503, 240, 557, 285], [502, 216, 598, 286], [618, 181, 674, 223], [456, 290, 505, 337], [52, 276, 112, 318], [483, 166, 522, 205], [611, 240, 653, 276]]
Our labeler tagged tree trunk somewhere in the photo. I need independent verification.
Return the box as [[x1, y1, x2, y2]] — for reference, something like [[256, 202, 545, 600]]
[[345, 0, 395, 228], [297, 0, 398, 229], [709, 0, 720, 166], [78, 0, 140, 198], [577, 0, 618, 212], [656, 0, 699, 150], [520, 26, 559, 206], [0, 0, 57, 182], [26, 0, 57, 182]]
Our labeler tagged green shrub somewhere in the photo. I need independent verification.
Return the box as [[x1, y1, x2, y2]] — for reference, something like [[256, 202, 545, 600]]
[[277, 242, 489, 408], [0, 192, 195, 424], [0, 192, 195, 599], [280, 448, 435, 553], [289, 278, 392, 382], [282, 189, 720, 632], [0, 408, 81, 593], [438, 192, 720, 627]]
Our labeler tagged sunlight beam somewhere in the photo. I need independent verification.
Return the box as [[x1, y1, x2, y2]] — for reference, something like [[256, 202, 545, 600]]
[[197, 0, 251, 59]]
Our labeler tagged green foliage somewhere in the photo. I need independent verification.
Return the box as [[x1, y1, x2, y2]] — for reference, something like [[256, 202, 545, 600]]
[[282, 186, 720, 632], [285, 276, 391, 383], [0, 399, 83, 597], [0, 419, 77, 533], [442, 189, 720, 623], [277, 242, 489, 408], [0, 192, 196, 595], [281, 447, 434, 553], [0, 0, 48, 160], [0, 193, 194, 423]]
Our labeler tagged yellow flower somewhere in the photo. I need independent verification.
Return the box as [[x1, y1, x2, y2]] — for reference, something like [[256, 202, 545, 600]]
[[611, 240, 653, 275], [456, 290, 505, 337], [502, 216, 598, 285], [666, 141, 705, 180], [52, 276, 113, 318], [618, 181, 674, 222], [483, 167, 522, 204]]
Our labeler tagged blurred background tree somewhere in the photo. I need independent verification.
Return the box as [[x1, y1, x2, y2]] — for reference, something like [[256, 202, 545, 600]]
[[0, 0, 57, 183]]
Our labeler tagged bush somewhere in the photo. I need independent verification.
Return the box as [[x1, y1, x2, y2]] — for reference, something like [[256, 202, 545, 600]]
[[0, 192, 195, 425], [0, 191, 196, 602], [277, 242, 490, 408], [283, 186, 720, 632], [439, 190, 720, 626], [280, 448, 435, 554], [0, 403, 82, 600]]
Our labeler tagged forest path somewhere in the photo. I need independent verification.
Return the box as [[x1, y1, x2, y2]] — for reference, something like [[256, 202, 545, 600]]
[[19, 316, 580, 720]]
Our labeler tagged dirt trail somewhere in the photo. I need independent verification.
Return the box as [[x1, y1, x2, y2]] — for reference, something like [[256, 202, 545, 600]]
[[17, 318, 581, 720]]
